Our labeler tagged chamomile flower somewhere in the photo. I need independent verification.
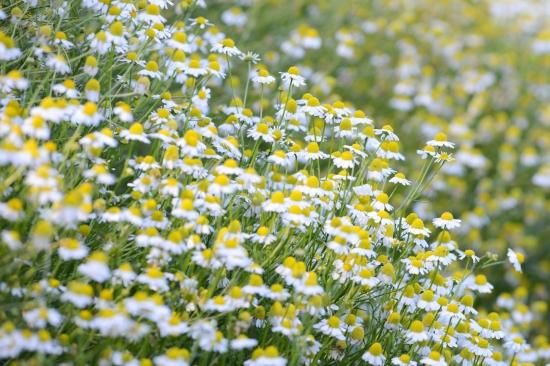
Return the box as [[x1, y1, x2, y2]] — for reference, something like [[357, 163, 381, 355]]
[[390, 172, 411, 185], [46, 54, 71, 74], [408, 218, 431, 237], [231, 335, 258, 350], [417, 290, 440, 311], [314, 316, 346, 341], [260, 283, 289, 301], [137, 267, 170, 292], [299, 142, 328, 161], [89, 31, 111, 54], [61, 281, 94, 308], [0, 32, 21, 60], [72, 102, 103, 126], [113, 102, 134, 122], [362, 343, 386, 366], [433, 212, 461, 230], [1, 70, 29, 92], [221, 7, 248, 27], [120, 123, 150, 143], [138, 4, 165, 24], [244, 346, 287, 366], [0, 1, 546, 364], [421, 351, 447, 366], [427, 132, 455, 148], [58, 238, 89, 260], [178, 130, 206, 156], [158, 314, 189, 337], [154, 347, 191, 366], [78, 251, 111, 282], [252, 68, 276, 85], [406, 321, 429, 344], [212, 38, 242, 57], [504, 336, 529, 353], [83, 164, 116, 185], [190, 16, 213, 29], [467, 274, 494, 294], [52, 79, 80, 98], [459, 249, 480, 263], [248, 123, 275, 143], [393, 354, 417, 366], [281, 66, 306, 87], [332, 151, 357, 169], [113, 262, 137, 286], [0, 199, 24, 221], [507, 248, 524, 272], [138, 61, 163, 79], [23, 307, 63, 328]]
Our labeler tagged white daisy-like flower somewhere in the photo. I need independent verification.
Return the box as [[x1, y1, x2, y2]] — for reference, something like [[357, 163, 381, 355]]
[[252, 68, 276, 85], [389, 172, 411, 186], [362, 343, 386, 366], [392, 355, 417, 366], [120, 123, 151, 143], [466, 274, 494, 294], [211, 38, 242, 56], [244, 346, 287, 366], [58, 238, 89, 260], [230, 336, 258, 350], [313, 316, 346, 341], [421, 351, 447, 366], [280, 66, 306, 87], [153, 347, 191, 366], [432, 212, 461, 230], [71, 102, 103, 126], [507, 248, 524, 273], [407, 218, 431, 237], [405, 321, 429, 344], [45, 54, 71, 74], [427, 132, 455, 148], [78, 252, 111, 282]]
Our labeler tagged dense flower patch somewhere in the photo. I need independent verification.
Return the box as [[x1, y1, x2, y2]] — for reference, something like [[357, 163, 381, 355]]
[[0, 0, 548, 365]]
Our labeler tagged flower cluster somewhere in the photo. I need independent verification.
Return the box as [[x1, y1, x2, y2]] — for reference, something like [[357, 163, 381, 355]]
[[0, 0, 548, 365], [213, 0, 550, 349]]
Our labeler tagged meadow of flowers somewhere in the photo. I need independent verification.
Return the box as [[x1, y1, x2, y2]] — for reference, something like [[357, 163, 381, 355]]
[[0, 0, 549, 365]]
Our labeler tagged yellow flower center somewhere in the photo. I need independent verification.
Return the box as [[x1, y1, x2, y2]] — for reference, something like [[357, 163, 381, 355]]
[[327, 316, 340, 328], [82, 102, 98, 116], [369, 343, 383, 356]]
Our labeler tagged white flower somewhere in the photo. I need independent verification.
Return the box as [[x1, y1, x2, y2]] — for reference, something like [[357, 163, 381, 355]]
[[427, 132, 455, 148], [507, 248, 524, 272], [78, 253, 111, 282], [280, 66, 306, 87], [58, 238, 89, 260], [504, 336, 529, 354], [389, 173, 411, 186], [313, 317, 346, 341], [230, 336, 258, 350], [153, 348, 191, 366], [45, 54, 71, 74], [362, 343, 386, 366], [72, 102, 103, 126], [221, 7, 248, 27], [120, 123, 151, 143], [252, 69, 276, 85], [244, 348, 287, 366], [23, 307, 64, 328], [211, 38, 242, 56], [432, 212, 461, 230], [421, 352, 447, 366], [466, 274, 493, 294]]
